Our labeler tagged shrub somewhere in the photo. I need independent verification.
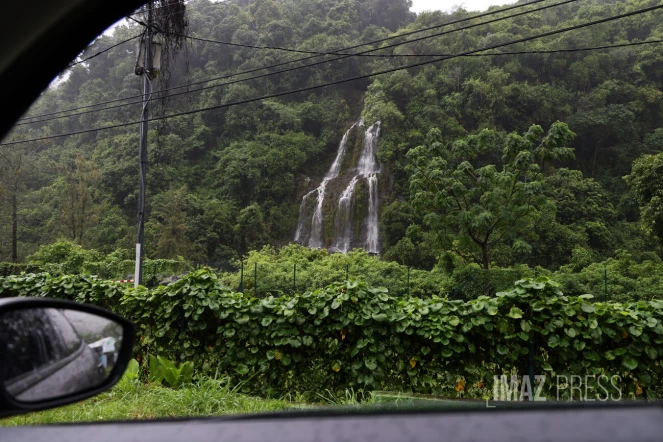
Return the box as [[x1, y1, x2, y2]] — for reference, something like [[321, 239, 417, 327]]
[[4, 240, 192, 283], [148, 355, 194, 388], [2, 270, 662, 400], [555, 250, 663, 300], [0, 262, 43, 277], [26, 241, 103, 274], [218, 244, 450, 297]]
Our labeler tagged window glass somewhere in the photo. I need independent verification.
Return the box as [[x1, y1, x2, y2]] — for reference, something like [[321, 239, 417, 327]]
[[3, 0, 663, 424]]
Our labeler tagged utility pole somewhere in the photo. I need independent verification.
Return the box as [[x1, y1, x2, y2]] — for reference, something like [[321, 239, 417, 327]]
[[135, 2, 153, 288]]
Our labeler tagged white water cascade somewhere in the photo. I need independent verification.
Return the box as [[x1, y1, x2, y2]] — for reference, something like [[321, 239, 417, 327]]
[[331, 121, 381, 253], [294, 120, 382, 253], [331, 175, 359, 253], [294, 123, 357, 247], [365, 173, 379, 253]]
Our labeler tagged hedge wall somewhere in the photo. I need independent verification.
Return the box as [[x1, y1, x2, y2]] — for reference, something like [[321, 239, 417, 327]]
[[1, 270, 662, 399], [0, 258, 190, 285]]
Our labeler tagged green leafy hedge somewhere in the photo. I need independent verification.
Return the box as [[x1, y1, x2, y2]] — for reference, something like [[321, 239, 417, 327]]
[[1, 270, 662, 399], [0, 258, 190, 286], [0, 273, 125, 312]]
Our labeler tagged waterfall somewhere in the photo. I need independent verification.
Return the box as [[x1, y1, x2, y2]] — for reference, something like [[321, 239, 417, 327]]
[[294, 120, 382, 253], [294, 123, 356, 247], [365, 173, 379, 253], [330, 122, 381, 253], [359, 123, 381, 254], [293, 188, 316, 243], [357, 122, 381, 175], [331, 176, 359, 253], [307, 180, 328, 248]]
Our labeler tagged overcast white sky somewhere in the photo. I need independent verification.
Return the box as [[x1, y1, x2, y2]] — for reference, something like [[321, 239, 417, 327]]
[[411, 0, 514, 13]]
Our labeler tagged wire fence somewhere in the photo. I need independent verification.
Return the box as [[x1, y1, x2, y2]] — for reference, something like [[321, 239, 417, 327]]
[[200, 262, 531, 299], [217, 262, 427, 298], [5, 257, 657, 301], [193, 262, 663, 301]]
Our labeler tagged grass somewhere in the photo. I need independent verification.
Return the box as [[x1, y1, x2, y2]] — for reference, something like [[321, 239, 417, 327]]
[[0, 379, 457, 426], [0, 378, 294, 426]]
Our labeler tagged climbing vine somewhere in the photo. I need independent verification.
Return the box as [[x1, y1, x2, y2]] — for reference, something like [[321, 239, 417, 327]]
[[1, 271, 661, 399]]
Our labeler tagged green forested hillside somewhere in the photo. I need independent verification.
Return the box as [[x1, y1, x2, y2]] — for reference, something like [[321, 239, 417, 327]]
[[2, 0, 663, 277]]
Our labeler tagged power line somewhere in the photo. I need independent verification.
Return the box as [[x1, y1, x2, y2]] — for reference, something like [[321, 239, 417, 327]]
[[67, 35, 142, 68], [17, 0, 575, 125], [178, 31, 663, 58], [14, 37, 663, 127], [171, 32, 338, 56], [17, 0, 565, 122], [19, 34, 142, 124], [4, 2, 661, 146], [359, 38, 663, 57]]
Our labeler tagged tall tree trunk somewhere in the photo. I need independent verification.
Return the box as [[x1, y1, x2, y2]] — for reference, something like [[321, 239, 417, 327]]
[[482, 243, 489, 270], [481, 243, 491, 295], [11, 195, 17, 262]]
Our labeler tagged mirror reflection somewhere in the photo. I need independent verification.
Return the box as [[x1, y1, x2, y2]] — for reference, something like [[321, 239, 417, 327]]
[[0, 308, 123, 402]]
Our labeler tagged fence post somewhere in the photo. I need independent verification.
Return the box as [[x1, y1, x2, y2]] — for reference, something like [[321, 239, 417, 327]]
[[467, 273, 472, 301], [345, 264, 349, 282], [407, 266, 410, 295], [254, 262, 258, 296], [293, 263, 296, 293], [239, 261, 244, 293]]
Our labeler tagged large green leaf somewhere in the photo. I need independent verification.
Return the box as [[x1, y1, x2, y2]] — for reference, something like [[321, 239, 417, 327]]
[[622, 356, 639, 371], [508, 307, 523, 319], [645, 346, 658, 360]]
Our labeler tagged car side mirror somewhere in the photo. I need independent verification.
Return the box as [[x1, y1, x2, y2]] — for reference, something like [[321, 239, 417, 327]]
[[0, 298, 134, 418]]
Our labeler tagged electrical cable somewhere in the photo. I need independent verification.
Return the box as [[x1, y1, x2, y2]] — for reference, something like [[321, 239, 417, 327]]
[[4, 2, 661, 146], [177, 31, 663, 58], [17, 0, 567, 122], [14, 38, 663, 127], [67, 35, 142, 68], [17, 0, 576, 125]]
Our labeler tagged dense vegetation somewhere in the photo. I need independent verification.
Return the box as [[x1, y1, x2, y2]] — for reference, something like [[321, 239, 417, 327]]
[[2, 270, 662, 399], [1, 0, 662, 281]]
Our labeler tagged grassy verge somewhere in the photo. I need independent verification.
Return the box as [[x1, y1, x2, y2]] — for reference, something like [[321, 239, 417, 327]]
[[0, 378, 294, 426]]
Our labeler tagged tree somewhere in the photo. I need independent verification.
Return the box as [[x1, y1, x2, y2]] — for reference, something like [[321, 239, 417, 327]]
[[380, 200, 415, 249], [235, 203, 269, 254], [624, 153, 663, 242], [545, 168, 616, 246], [62, 155, 103, 245], [5, 0, 663, 266], [407, 122, 575, 269], [185, 195, 237, 263], [152, 187, 191, 259], [0, 143, 34, 262], [526, 168, 617, 268], [569, 105, 637, 177]]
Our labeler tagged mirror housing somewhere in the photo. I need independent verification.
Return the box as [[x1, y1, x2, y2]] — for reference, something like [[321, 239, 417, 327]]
[[0, 298, 134, 418]]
